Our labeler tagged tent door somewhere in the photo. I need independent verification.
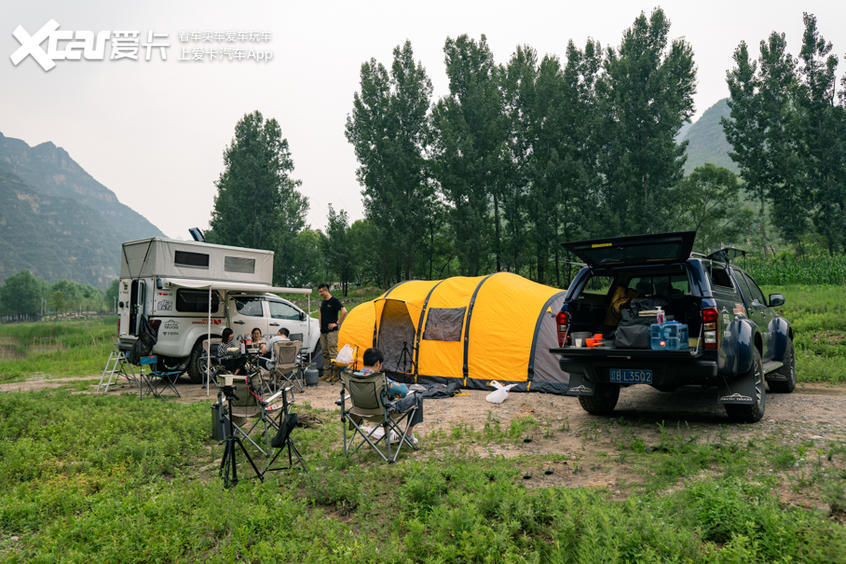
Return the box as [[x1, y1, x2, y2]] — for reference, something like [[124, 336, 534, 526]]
[[376, 300, 416, 374]]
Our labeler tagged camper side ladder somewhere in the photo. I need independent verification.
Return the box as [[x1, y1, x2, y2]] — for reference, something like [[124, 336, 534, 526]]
[[98, 348, 137, 392]]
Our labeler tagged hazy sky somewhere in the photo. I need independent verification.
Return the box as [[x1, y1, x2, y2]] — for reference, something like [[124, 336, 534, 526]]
[[2, 1, 844, 239]]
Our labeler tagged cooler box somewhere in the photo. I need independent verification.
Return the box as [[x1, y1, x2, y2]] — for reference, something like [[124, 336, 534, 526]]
[[650, 321, 689, 350]]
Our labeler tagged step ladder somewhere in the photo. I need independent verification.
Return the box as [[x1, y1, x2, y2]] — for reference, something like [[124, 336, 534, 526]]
[[98, 348, 137, 392]]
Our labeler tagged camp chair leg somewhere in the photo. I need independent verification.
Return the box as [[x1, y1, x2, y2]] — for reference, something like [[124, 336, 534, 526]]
[[224, 412, 271, 457]]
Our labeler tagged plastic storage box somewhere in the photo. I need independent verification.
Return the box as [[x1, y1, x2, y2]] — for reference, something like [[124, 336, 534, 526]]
[[650, 321, 689, 350]]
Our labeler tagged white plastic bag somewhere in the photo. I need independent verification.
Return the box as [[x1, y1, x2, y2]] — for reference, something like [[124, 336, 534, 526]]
[[485, 380, 517, 404], [335, 344, 354, 365]]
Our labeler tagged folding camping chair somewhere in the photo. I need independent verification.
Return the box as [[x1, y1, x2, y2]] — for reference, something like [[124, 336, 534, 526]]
[[338, 371, 419, 463], [262, 385, 308, 476], [138, 355, 181, 398], [201, 338, 223, 388], [270, 340, 304, 393], [222, 371, 287, 456]]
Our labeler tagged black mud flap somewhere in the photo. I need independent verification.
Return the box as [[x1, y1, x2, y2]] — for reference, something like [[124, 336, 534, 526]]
[[565, 371, 595, 396], [718, 373, 757, 405]]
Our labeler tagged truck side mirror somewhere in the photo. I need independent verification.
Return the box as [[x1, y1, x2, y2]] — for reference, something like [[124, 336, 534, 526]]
[[299, 311, 306, 321], [768, 294, 785, 307]]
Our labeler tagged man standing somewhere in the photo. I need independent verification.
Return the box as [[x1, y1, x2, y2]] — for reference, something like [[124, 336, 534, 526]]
[[318, 283, 347, 382]]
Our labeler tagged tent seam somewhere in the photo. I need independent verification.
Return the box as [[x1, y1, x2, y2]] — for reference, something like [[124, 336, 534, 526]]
[[462, 272, 499, 381]]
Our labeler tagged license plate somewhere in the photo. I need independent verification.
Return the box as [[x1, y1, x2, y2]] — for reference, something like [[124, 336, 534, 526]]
[[609, 368, 652, 384]]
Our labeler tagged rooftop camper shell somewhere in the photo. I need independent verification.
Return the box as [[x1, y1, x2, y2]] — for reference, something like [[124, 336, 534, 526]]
[[117, 238, 317, 384]]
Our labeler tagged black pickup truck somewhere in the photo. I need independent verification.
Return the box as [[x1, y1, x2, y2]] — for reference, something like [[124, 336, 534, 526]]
[[552, 231, 795, 422]]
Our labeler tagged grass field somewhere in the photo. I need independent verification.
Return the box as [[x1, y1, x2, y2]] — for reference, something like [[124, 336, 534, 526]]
[[0, 391, 844, 562], [1, 285, 845, 561]]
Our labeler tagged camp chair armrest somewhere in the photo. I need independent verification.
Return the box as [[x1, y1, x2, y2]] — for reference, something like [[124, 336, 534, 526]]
[[265, 389, 284, 404]]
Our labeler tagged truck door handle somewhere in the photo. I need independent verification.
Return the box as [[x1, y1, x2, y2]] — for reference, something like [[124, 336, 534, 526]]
[[269, 322, 280, 326], [233, 320, 245, 325]]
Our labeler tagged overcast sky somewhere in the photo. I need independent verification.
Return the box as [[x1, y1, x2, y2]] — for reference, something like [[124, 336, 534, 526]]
[[2, 1, 845, 240]]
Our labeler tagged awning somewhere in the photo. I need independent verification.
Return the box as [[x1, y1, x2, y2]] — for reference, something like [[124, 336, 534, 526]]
[[159, 277, 312, 294]]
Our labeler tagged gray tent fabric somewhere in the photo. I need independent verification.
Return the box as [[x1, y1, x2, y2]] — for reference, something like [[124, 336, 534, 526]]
[[528, 293, 569, 393], [377, 299, 416, 374]]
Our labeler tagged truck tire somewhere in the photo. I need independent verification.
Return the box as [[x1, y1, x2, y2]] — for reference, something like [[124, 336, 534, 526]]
[[187, 340, 206, 384], [156, 355, 187, 377], [725, 348, 766, 423], [578, 383, 620, 415], [768, 339, 796, 393]]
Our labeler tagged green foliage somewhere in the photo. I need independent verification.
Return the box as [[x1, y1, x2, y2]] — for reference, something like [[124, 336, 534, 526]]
[[724, 13, 846, 255], [207, 110, 309, 286], [431, 34, 506, 276], [671, 164, 755, 251], [739, 256, 846, 285], [0, 317, 117, 382], [0, 270, 43, 316], [599, 8, 696, 236], [345, 40, 436, 285], [322, 206, 353, 295], [763, 285, 846, 383], [1, 389, 845, 561]]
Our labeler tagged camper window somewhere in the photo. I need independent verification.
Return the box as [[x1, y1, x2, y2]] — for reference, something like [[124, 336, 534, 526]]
[[174, 250, 209, 269], [224, 256, 256, 274], [176, 289, 221, 313], [422, 307, 465, 342], [233, 297, 263, 317], [268, 300, 300, 320]]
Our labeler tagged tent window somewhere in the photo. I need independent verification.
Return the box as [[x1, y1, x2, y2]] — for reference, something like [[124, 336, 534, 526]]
[[224, 256, 255, 274], [423, 307, 465, 341], [174, 250, 209, 269], [176, 289, 220, 313]]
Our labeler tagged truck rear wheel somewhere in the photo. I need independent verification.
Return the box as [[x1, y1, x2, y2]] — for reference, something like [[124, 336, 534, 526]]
[[187, 340, 206, 384], [725, 349, 766, 423], [578, 383, 620, 415], [768, 339, 796, 393]]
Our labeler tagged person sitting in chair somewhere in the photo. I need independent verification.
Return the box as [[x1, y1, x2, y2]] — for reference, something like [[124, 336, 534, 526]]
[[361, 347, 423, 446], [261, 327, 290, 370], [217, 328, 247, 375], [251, 327, 267, 355]]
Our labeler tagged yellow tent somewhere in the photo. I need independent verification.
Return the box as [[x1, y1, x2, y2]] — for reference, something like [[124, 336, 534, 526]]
[[339, 273, 568, 394]]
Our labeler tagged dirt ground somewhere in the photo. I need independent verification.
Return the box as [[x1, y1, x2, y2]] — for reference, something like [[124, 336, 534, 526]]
[[3, 373, 846, 507], [5, 374, 844, 447]]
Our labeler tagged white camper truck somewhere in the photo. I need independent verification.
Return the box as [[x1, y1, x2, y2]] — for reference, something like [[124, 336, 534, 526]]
[[118, 238, 319, 383]]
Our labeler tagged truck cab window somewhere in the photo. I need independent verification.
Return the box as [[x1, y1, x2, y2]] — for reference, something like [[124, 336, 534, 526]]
[[268, 300, 301, 320], [233, 297, 263, 317]]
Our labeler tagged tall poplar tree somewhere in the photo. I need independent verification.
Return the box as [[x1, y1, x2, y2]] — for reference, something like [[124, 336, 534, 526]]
[[208, 111, 308, 284], [431, 35, 508, 275], [599, 8, 696, 235], [345, 41, 433, 284]]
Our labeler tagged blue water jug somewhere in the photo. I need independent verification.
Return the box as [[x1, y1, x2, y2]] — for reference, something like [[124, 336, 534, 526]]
[[650, 321, 689, 350]]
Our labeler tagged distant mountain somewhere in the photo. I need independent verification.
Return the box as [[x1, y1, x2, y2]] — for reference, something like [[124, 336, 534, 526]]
[[681, 98, 738, 174], [0, 132, 164, 287]]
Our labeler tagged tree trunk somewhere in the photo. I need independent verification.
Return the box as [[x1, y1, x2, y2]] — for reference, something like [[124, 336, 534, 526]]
[[759, 193, 768, 259], [493, 193, 502, 272]]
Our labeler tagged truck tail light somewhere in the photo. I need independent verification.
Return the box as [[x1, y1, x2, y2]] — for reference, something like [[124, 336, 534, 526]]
[[556, 310, 570, 347], [149, 319, 161, 335], [702, 307, 718, 350]]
